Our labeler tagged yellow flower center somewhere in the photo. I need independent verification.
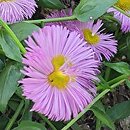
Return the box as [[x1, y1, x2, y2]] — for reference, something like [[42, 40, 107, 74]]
[[83, 29, 100, 45], [48, 71, 69, 89], [48, 55, 70, 89], [115, 0, 130, 11], [52, 55, 65, 71]]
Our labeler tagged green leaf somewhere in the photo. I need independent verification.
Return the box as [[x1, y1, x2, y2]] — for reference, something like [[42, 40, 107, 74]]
[[93, 102, 113, 129], [51, 121, 65, 130], [106, 100, 130, 121], [21, 100, 32, 121], [0, 59, 4, 71], [97, 75, 111, 90], [71, 123, 82, 130], [15, 87, 24, 99], [8, 100, 19, 111], [0, 31, 22, 62], [74, 0, 118, 22], [104, 62, 130, 75], [10, 22, 40, 41], [96, 119, 102, 130], [0, 48, 4, 55], [38, 0, 65, 9], [91, 107, 115, 130], [0, 115, 9, 130], [93, 101, 105, 113], [13, 121, 47, 130], [0, 62, 22, 112], [126, 79, 130, 88]]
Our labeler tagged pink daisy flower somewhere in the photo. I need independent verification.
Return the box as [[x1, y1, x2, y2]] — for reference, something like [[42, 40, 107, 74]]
[[0, 0, 37, 23], [108, 0, 130, 33], [75, 20, 117, 61], [47, 9, 117, 61], [20, 25, 99, 121]]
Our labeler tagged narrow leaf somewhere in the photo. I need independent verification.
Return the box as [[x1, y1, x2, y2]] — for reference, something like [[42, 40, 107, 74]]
[[104, 62, 130, 75], [91, 107, 115, 130], [0, 62, 22, 112], [10, 22, 40, 41], [126, 79, 130, 88], [0, 31, 22, 62], [13, 121, 47, 130], [106, 100, 130, 121], [38, 0, 65, 9]]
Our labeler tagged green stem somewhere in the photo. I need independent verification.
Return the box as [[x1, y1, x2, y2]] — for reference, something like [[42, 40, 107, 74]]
[[24, 15, 76, 24], [108, 74, 128, 86], [113, 5, 130, 18], [101, 15, 119, 23], [0, 19, 26, 54], [5, 100, 24, 130], [39, 114, 57, 130], [61, 79, 126, 130]]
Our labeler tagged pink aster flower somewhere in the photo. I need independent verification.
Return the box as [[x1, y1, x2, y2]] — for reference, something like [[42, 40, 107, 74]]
[[108, 0, 130, 33], [20, 25, 99, 121], [75, 20, 117, 61], [47, 9, 117, 61], [0, 0, 37, 23]]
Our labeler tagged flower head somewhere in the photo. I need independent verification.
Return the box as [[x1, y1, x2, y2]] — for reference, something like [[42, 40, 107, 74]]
[[20, 25, 99, 121], [76, 20, 117, 61], [0, 0, 37, 23], [47, 9, 117, 61], [108, 0, 130, 33]]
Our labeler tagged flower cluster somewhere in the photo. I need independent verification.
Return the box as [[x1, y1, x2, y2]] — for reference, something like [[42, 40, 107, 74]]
[[47, 9, 117, 61], [3, 0, 128, 122], [20, 7, 118, 120]]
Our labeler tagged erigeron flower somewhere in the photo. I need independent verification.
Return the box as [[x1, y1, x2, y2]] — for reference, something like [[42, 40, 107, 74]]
[[47, 10, 117, 61], [20, 25, 99, 121], [75, 20, 117, 61], [108, 0, 130, 33], [0, 0, 37, 23]]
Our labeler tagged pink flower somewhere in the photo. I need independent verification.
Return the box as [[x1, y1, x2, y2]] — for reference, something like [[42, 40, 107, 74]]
[[0, 0, 37, 23], [108, 8, 130, 33], [47, 9, 117, 61], [75, 20, 117, 61], [108, 0, 130, 33], [20, 25, 99, 121]]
